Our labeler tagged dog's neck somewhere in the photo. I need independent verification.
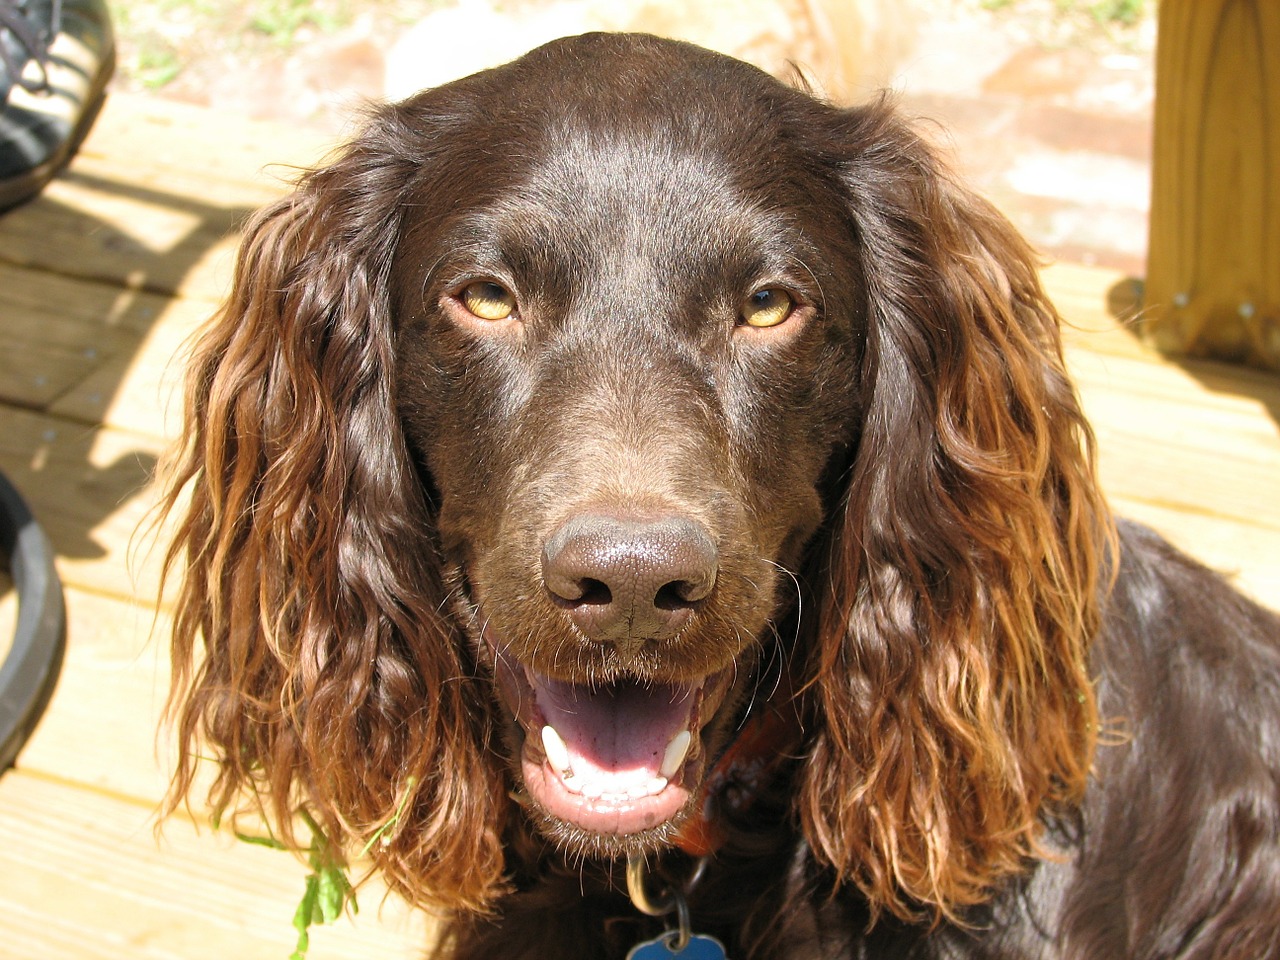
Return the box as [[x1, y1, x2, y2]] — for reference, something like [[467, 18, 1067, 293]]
[[672, 680, 805, 857]]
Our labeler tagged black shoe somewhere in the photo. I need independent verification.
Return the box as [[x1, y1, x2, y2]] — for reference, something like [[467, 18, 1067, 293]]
[[0, 468, 67, 772], [0, 0, 114, 211]]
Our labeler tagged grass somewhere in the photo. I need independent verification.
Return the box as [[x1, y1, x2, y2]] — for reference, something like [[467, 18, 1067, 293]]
[[1086, 0, 1150, 25], [246, 0, 352, 46], [107, 0, 442, 91], [981, 0, 1153, 27], [111, 0, 354, 50]]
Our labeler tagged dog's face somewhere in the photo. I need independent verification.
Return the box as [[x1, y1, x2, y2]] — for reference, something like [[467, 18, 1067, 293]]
[[392, 36, 864, 854]]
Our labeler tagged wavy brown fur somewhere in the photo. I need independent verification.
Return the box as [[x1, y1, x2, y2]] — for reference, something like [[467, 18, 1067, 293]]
[[800, 105, 1109, 920], [162, 143, 508, 912]]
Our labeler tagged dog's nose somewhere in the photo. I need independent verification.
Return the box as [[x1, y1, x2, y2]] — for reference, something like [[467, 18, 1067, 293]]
[[541, 514, 718, 643]]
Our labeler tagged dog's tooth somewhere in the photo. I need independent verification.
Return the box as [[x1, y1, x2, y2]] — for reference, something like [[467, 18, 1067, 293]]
[[648, 777, 669, 794], [581, 780, 606, 800], [541, 725, 573, 777], [660, 730, 692, 779]]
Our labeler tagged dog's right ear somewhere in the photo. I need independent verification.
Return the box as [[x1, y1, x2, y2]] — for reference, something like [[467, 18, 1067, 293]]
[[159, 104, 510, 913]]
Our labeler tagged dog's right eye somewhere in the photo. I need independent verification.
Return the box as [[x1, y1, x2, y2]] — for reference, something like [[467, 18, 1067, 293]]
[[461, 281, 517, 321]]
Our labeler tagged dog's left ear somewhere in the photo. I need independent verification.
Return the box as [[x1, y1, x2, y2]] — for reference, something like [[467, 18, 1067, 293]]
[[798, 100, 1115, 922]]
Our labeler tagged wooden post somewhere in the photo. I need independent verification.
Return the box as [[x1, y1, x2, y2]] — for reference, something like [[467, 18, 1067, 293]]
[[1143, 0, 1280, 371]]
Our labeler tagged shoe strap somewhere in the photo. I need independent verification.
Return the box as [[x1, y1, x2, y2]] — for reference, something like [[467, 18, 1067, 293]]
[[1, 0, 63, 96]]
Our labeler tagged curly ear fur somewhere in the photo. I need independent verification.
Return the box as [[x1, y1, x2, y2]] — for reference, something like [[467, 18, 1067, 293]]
[[160, 107, 507, 913], [799, 101, 1115, 922]]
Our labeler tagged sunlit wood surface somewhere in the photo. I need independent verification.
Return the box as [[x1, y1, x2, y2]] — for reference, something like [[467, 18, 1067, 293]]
[[1144, 0, 1280, 369], [0, 92, 1276, 960]]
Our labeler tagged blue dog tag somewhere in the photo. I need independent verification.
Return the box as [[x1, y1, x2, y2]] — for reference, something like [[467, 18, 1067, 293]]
[[626, 932, 729, 960]]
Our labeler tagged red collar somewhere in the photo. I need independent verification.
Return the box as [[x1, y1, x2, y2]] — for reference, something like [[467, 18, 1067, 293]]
[[673, 689, 804, 857]]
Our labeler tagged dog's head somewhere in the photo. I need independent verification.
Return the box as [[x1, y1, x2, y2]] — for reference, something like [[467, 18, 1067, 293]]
[[390, 35, 867, 857], [164, 33, 1110, 922]]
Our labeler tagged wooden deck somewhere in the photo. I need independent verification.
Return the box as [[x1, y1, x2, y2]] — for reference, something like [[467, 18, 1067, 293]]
[[0, 93, 1277, 959]]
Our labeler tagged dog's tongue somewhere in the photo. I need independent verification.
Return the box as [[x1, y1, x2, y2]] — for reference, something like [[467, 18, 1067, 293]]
[[528, 675, 697, 819]]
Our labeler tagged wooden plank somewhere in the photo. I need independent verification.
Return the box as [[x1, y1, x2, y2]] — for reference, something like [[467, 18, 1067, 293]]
[[1094, 416, 1280, 596], [0, 256, 189, 333], [70, 94, 339, 204], [0, 408, 168, 603], [1045, 262, 1155, 359], [0, 772, 433, 960], [1110, 496, 1280, 607], [1045, 262, 1280, 609], [1049, 267, 1280, 542], [48, 294, 208, 442], [0, 94, 335, 302], [0, 163, 244, 304], [1071, 349, 1280, 474], [0, 301, 136, 414], [0, 261, 202, 434], [14, 587, 172, 804], [1048, 264, 1280, 436]]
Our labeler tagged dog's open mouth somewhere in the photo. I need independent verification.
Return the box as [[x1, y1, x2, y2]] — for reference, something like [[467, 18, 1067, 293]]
[[487, 633, 734, 837]]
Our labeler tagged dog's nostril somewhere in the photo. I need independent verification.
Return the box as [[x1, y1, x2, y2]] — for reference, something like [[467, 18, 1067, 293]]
[[544, 568, 613, 607], [541, 513, 718, 642], [573, 578, 612, 607], [654, 575, 712, 611]]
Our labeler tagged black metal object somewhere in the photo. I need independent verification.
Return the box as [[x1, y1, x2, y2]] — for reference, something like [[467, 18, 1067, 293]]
[[0, 469, 67, 771]]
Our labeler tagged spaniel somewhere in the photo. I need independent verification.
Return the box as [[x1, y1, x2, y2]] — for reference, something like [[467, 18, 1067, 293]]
[[162, 33, 1280, 959]]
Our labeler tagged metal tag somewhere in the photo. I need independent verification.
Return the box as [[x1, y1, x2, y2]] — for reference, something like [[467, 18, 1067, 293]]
[[626, 932, 729, 960]]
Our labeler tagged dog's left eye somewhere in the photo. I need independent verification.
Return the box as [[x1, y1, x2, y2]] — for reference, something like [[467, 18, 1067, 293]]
[[740, 288, 794, 328], [461, 281, 517, 321]]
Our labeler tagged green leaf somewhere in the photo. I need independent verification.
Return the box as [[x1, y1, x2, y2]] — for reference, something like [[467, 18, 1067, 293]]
[[287, 874, 321, 959], [288, 926, 310, 960], [317, 866, 346, 924], [233, 806, 364, 957], [293, 874, 319, 936], [234, 831, 289, 851]]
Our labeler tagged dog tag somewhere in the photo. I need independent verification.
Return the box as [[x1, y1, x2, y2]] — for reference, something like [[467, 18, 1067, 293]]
[[626, 932, 728, 960]]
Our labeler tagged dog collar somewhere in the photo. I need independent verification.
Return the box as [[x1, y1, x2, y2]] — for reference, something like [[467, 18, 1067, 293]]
[[672, 688, 804, 857]]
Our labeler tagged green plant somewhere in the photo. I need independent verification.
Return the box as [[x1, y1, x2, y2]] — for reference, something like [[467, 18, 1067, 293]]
[[248, 0, 348, 45], [232, 779, 415, 959], [1089, 0, 1147, 26], [981, 0, 1151, 24], [236, 809, 356, 960], [134, 43, 182, 88]]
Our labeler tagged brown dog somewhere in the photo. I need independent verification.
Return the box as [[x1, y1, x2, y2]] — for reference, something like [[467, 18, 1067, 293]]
[[163, 33, 1280, 959]]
